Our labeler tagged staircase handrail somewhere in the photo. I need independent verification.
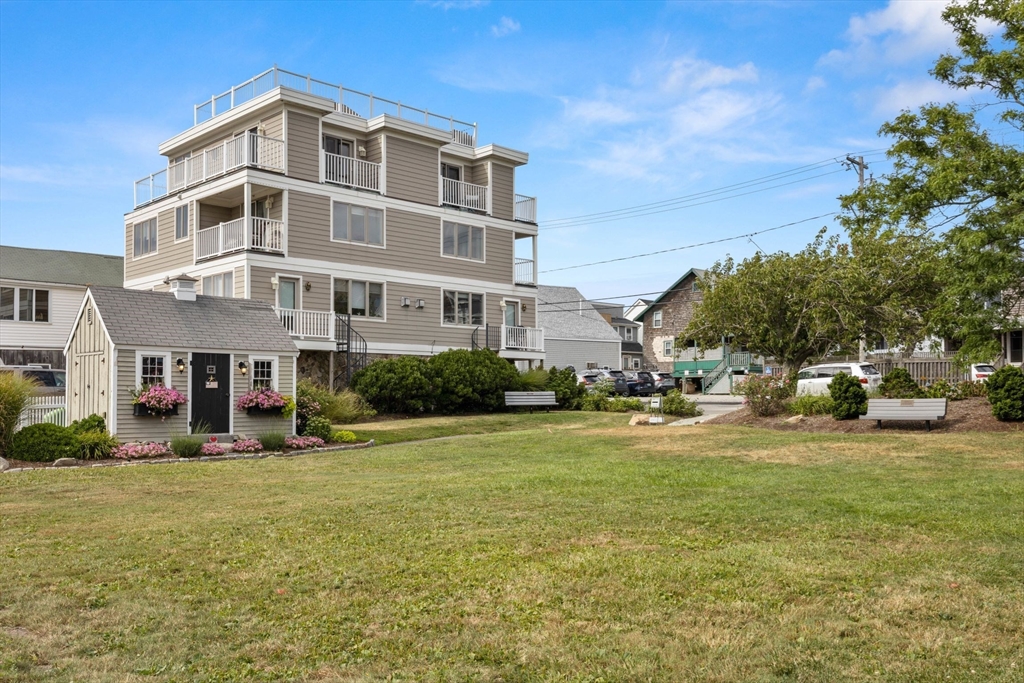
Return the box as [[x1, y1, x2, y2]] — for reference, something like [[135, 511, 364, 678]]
[[702, 358, 730, 395]]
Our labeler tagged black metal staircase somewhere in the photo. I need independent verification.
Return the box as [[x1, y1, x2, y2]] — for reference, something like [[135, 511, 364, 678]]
[[471, 325, 501, 351], [334, 313, 369, 387]]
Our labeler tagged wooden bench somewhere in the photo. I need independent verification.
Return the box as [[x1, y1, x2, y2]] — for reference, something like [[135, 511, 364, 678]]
[[505, 391, 558, 413], [860, 398, 947, 431]]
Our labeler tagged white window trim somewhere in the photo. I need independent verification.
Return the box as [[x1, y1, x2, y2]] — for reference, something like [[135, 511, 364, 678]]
[[323, 133, 357, 157], [275, 274, 302, 311], [501, 297, 520, 327], [331, 276, 387, 323], [249, 355, 279, 392], [440, 160, 464, 182], [625, 327, 634, 341], [440, 288, 486, 328], [652, 310, 662, 328], [201, 271, 234, 298], [135, 351, 172, 388], [663, 340, 674, 358], [0, 285, 51, 324], [132, 218, 159, 260], [174, 203, 191, 244], [440, 219, 486, 264], [329, 200, 387, 249]]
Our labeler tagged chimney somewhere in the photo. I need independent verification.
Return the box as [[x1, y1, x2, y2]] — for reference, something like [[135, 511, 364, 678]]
[[166, 274, 198, 302]]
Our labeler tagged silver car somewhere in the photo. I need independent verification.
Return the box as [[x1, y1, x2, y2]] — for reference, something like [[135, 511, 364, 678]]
[[0, 365, 67, 396]]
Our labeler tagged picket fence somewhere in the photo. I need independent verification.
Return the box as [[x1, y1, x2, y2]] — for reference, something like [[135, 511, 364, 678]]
[[17, 396, 67, 431]]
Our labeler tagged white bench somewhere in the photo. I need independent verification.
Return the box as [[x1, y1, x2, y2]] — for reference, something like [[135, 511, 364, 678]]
[[860, 398, 947, 431], [505, 391, 558, 413]]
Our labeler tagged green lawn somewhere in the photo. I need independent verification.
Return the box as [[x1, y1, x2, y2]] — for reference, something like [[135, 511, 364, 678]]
[[2, 417, 1022, 681]]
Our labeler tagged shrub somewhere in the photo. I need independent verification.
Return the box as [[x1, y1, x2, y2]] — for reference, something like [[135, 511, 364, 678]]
[[299, 380, 376, 428], [662, 390, 702, 417], [830, 372, 867, 420], [579, 381, 643, 412], [331, 429, 358, 443], [200, 443, 226, 456], [879, 368, 923, 399], [295, 379, 323, 434], [10, 423, 80, 462], [986, 365, 1024, 422], [0, 372, 37, 458], [231, 439, 262, 453], [925, 379, 957, 400], [518, 367, 549, 392], [786, 394, 834, 416], [737, 374, 793, 417], [69, 413, 106, 435], [607, 396, 644, 412], [547, 366, 585, 410], [77, 430, 119, 460], [285, 435, 326, 449], [111, 442, 171, 460], [351, 356, 435, 414], [303, 416, 332, 440], [257, 431, 287, 452], [955, 379, 987, 399], [327, 390, 376, 424], [169, 434, 206, 458], [428, 349, 521, 414]]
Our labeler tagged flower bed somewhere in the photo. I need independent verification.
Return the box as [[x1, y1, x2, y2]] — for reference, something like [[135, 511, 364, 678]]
[[231, 439, 263, 453], [112, 442, 172, 460], [285, 436, 325, 450], [201, 443, 226, 456]]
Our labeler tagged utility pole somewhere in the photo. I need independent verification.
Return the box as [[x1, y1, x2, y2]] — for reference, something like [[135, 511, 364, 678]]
[[845, 155, 870, 362]]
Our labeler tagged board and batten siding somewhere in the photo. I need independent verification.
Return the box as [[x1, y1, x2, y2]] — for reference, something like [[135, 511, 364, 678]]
[[384, 135, 439, 205], [544, 339, 621, 372], [0, 285, 85, 351], [125, 203, 195, 282], [286, 194, 514, 285], [113, 348, 189, 442], [287, 111, 320, 182], [490, 163, 515, 221], [65, 302, 112, 424], [232, 352, 295, 437]]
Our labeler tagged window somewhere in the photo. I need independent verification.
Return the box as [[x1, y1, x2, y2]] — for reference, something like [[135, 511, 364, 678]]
[[133, 218, 158, 257], [141, 356, 165, 387], [0, 287, 48, 322], [625, 327, 634, 341], [440, 162, 461, 181], [1011, 330, 1023, 364], [202, 272, 233, 297], [333, 279, 384, 318], [684, 339, 696, 349], [652, 310, 662, 328], [175, 204, 189, 240], [443, 290, 484, 325], [332, 201, 384, 246], [691, 281, 701, 292], [663, 340, 674, 357], [442, 222, 484, 261], [252, 359, 274, 389], [632, 358, 640, 369], [323, 135, 353, 157]]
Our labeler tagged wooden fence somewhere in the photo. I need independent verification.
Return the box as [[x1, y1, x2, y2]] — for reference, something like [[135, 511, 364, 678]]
[[17, 395, 67, 431]]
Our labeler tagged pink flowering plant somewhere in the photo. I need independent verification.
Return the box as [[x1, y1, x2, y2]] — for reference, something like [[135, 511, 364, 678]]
[[112, 442, 171, 460], [132, 384, 188, 412], [734, 373, 794, 417], [285, 435, 325, 450], [200, 443, 226, 456], [231, 439, 263, 453], [235, 388, 296, 417]]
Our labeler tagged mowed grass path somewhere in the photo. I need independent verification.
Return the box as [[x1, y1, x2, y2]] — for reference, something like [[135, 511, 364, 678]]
[[1, 417, 1022, 682]]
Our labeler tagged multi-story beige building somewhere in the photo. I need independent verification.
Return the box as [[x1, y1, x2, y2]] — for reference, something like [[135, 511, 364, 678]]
[[125, 67, 543, 385]]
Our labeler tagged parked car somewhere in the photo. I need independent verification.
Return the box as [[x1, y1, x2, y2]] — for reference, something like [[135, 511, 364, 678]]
[[796, 362, 882, 396], [576, 372, 602, 392], [590, 369, 630, 395], [970, 363, 997, 381], [625, 371, 655, 396], [653, 372, 676, 395], [0, 364, 67, 396]]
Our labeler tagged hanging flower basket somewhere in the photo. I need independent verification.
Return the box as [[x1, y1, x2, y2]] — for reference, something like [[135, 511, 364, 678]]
[[133, 403, 179, 417], [236, 388, 296, 418]]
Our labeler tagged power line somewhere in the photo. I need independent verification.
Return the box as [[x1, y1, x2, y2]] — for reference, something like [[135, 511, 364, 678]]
[[538, 213, 835, 274]]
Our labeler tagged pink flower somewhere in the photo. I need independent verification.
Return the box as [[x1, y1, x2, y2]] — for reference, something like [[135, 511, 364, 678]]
[[285, 436, 325, 449], [200, 443, 226, 456], [235, 388, 287, 411], [112, 442, 171, 459], [136, 384, 188, 411], [231, 439, 263, 453]]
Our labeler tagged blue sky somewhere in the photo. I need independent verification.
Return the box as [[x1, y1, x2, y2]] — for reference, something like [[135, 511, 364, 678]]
[[0, 0, 997, 303]]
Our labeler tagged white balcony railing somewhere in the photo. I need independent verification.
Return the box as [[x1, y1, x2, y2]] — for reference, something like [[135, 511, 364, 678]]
[[502, 325, 544, 352], [514, 194, 537, 223], [134, 131, 284, 208], [442, 177, 488, 213], [195, 217, 285, 260], [276, 308, 334, 339], [323, 152, 381, 192], [514, 258, 535, 286]]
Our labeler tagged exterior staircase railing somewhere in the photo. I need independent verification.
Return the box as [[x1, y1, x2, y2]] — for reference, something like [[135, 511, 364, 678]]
[[471, 325, 502, 351], [334, 314, 369, 386], [701, 358, 730, 395]]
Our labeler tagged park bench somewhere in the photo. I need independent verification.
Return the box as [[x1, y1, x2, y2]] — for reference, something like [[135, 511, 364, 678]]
[[860, 398, 947, 431], [505, 391, 558, 413]]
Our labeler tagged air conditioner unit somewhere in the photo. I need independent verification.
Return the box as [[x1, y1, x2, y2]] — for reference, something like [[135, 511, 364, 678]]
[[416, 299, 426, 309], [400, 297, 411, 307]]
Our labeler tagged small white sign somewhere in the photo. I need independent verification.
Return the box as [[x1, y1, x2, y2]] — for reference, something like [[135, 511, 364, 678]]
[[205, 380, 218, 389]]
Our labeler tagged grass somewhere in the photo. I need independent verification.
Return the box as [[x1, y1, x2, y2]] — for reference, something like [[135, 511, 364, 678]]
[[1, 416, 1022, 681]]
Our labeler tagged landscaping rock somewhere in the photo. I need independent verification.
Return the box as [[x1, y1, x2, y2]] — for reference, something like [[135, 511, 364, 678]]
[[53, 458, 79, 467], [629, 414, 651, 426], [785, 415, 805, 424], [0, 457, 9, 472]]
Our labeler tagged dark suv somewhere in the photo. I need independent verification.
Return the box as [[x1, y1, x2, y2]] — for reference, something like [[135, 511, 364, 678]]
[[626, 371, 655, 396]]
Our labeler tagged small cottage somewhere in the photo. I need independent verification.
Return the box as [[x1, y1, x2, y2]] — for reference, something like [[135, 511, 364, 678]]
[[64, 276, 299, 441]]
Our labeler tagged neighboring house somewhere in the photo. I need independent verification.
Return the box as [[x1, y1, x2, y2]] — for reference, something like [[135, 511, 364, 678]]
[[123, 66, 543, 386], [1000, 295, 1023, 367], [592, 300, 643, 369], [537, 285, 621, 371], [625, 297, 653, 347], [636, 268, 761, 394], [64, 276, 299, 441], [0, 246, 123, 369]]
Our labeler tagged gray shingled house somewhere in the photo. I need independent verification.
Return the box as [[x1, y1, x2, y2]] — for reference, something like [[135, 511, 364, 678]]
[[537, 285, 622, 371], [64, 276, 298, 441]]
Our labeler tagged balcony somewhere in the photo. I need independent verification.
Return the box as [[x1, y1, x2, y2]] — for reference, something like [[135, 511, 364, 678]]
[[514, 258, 536, 286], [134, 132, 284, 208], [195, 217, 284, 261], [276, 308, 335, 340], [442, 177, 488, 213], [323, 152, 381, 192], [514, 194, 537, 223], [475, 324, 544, 353]]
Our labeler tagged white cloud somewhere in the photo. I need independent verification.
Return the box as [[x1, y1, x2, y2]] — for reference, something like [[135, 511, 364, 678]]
[[804, 76, 827, 93], [419, 0, 488, 10], [658, 57, 758, 93], [561, 97, 636, 125], [871, 78, 965, 116], [491, 16, 520, 38], [821, 0, 957, 69]]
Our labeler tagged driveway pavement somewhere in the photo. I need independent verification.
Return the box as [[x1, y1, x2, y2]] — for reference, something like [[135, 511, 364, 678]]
[[666, 393, 744, 426]]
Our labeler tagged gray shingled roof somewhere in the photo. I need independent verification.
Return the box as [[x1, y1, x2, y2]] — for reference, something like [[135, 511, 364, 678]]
[[0, 246, 123, 287], [537, 285, 622, 342], [89, 286, 297, 353], [622, 341, 644, 353]]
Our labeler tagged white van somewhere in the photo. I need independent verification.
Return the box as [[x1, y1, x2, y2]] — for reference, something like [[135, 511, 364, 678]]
[[796, 362, 882, 396]]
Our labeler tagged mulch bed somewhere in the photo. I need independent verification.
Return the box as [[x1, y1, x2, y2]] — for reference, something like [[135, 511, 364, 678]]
[[710, 397, 1023, 433]]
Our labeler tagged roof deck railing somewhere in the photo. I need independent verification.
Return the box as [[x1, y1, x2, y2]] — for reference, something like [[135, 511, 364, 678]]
[[194, 66, 477, 147]]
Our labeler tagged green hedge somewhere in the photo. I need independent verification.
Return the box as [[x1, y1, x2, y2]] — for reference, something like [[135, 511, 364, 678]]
[[10, 423, 81, 462], [987, 365, 1024, 422], [829, 372, 867, 420]]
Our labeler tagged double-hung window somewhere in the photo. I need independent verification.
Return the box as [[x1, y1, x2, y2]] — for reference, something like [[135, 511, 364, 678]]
[[0, 287, 48, 322], [252, 359, 275, 390], [625, 327, 634, 341], [652, 310, 662, 328], [442, 222, 484, 261], [134, 218, 158, 257], [332, 201, 383, 246], [443, 290, 484, 326], [140, 355, 165, 387], [334, 279, 384, 319], [202, 272, 234, 297], [175, 205, 189, 240], [663, 340, 674, 358]]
